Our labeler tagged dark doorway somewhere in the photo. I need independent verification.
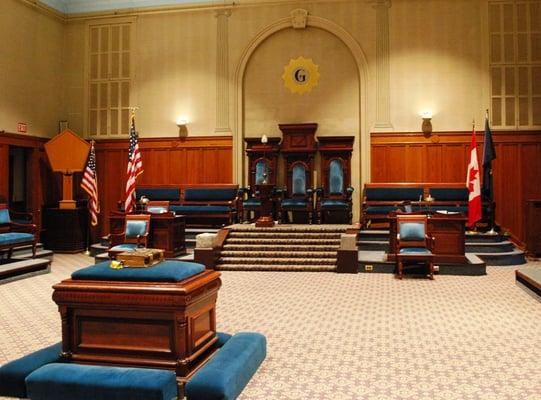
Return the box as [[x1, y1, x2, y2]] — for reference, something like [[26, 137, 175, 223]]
[[8, 146, 29, 212]]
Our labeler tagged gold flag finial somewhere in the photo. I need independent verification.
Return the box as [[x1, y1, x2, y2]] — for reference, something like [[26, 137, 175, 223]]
[[129, 107, 139, 117]]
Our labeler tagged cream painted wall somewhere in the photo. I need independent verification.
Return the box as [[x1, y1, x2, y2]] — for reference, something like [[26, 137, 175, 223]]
[[244, 27, 358, 138], [390, 0, 488, 132], [0, 0, 65, 138]]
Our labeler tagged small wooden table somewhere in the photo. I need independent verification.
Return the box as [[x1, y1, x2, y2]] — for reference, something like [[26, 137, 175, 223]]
[[52, 260, 221, 392], [254, 184, 275, 228], [389, 212, 467, 264]]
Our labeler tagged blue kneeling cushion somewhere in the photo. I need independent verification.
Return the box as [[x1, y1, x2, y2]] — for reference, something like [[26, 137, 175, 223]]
[[0, 342, 62, 398], [186, 332, 266, 400], [25, 364, 177, 400]]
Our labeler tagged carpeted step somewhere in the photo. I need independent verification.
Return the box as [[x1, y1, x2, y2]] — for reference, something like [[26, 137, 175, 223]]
[[222, 244, 340, 251], [215, 263, 336, 272], [228, 224, 350, 233], [225, 238, 341, 245], [228, 232, 342, 239], [217, 257, 336, 265], [219, 251, 337, 258]]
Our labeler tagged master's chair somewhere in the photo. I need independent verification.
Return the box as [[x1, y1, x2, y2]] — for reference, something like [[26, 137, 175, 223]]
[[395, 214, 435, 280], [238, 159, 272, 223], [0, 204, 38, 259], [108, 214, 151, 259], [278, 162, 313, 224], [315, 158, 354, 224]]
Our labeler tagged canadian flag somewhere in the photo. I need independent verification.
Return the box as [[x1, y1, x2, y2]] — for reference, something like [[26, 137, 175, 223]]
[[467, 126, 482, 227]]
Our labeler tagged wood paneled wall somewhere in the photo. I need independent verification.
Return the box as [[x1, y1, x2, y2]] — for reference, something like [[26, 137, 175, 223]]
[[371, 131, 541, 244], [94, 136, 233, 236]]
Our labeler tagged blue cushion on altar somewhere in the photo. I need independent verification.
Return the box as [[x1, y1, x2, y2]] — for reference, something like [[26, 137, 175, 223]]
[[26, 364, 177, 400], [170, 205, 230, 214], [0, 232, 34, 245], [281, 199, 307, 208], [0, 342, 62, 398], [0, 209, 11, 224], [399, 247, 432, 254], [71, 260, 205, 282], [135, 188, 180, 201], [185, 332, 266, 400], [109, 243, 138, 252], [184, 188, 237, 201], [321, 199, 348, 208]]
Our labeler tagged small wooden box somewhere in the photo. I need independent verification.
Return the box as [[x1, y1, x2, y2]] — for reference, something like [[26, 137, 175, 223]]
[[117, 248, 164, 267]]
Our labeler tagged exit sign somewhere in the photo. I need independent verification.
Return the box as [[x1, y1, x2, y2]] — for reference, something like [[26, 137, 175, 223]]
[[17, 123, 27, 133]]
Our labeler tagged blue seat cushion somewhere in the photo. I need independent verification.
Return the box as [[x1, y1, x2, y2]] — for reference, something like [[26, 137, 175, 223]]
[[25, 364, 177, 400], [170, 205, 230, 214], [243, 198, 261, 207], [399, 222, 425, 241], [429, 188, 468, 201], [71, 260, 205, 282], [0, 232, 34, 245], [109, 243, 138, 252], [281, 199, 307, 208], [321, 200, 348, 208], [0, 342, 62, 398], [126, 220, 148, 238], [186, 332, 266, 400], [365, 205, 400, 214], [365, 187, 423, 201], [184, 188, 237, 201], [135, 188, 180, 201], [399, 247, 432, 254]]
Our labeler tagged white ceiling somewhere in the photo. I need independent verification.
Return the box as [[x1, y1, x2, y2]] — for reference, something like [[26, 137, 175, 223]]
[[40, 0, 222, 14]]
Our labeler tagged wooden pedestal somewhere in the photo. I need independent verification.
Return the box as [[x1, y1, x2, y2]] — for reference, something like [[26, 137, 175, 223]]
[[43, 207, 88, 253], [52, 270, 221, 390]]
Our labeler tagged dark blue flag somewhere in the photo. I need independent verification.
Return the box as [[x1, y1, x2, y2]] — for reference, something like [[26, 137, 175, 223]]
[[482, 115, 496, 201]]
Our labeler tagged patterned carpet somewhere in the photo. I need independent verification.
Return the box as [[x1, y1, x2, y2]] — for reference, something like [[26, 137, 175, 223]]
[[1, 253, 540, 400]]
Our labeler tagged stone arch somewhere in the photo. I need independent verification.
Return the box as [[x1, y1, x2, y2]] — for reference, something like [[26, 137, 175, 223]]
[[233, 13, 370, 221]]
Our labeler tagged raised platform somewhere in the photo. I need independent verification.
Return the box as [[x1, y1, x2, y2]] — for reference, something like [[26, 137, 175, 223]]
[[516, 268, 541, 299], [0, 243, 53, 284]]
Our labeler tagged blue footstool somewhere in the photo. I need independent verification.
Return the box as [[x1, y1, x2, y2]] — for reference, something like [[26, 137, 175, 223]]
[[186, 332, 266, 400], [0, 342, 62, 398], [25, 363, 177, 400]]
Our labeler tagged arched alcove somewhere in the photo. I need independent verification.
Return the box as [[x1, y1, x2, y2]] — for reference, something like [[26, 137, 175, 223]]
[[234, 14, 369, 222]]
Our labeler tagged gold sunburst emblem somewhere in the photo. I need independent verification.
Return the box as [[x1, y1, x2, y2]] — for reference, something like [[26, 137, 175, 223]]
[[282, 57, 320, 95]]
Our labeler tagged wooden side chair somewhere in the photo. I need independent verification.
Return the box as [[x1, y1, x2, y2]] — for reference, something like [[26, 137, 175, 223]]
[[396, 214, 435, 280], [108, 214, 151, 259]]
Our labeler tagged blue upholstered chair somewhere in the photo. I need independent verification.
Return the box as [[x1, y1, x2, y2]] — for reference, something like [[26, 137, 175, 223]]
[[0, 204, 38, 259], [238, 160, 270, 223], [107, 214, 151, 258], [395, 214, 435, 280], [279, 162, 313, 223], [315, 158, 354, 224]]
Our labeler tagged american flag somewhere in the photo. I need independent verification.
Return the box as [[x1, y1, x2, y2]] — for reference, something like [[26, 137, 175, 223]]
[[81, 141, 99, 226], [124, 115, 144, 213]]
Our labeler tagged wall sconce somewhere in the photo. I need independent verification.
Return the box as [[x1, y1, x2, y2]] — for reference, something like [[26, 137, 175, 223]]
[[421, 111, 432, 135], [176, 118, 188, 137]]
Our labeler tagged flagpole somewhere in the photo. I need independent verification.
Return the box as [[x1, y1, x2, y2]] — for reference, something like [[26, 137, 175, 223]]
[[83, 139, 95, 256], [484, 109, 498, 235]]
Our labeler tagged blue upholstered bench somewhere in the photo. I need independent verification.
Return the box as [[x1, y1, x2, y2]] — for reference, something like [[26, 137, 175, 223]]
[[25, 364, 177, 400], [0, 342, 63, 398], [186, 332, 266, 400]]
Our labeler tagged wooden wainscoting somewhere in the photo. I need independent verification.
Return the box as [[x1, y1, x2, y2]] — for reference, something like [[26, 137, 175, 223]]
[[371, 131, 541, 244], [95, 136, 233, 237]]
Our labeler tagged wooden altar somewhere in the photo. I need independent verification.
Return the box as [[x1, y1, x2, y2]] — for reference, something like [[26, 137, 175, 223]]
[[388, 212, 467, 264], [52, 267, 221, 390]]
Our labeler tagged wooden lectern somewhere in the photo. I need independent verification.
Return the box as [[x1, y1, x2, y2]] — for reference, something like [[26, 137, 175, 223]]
[[44, 130, 90, 209]]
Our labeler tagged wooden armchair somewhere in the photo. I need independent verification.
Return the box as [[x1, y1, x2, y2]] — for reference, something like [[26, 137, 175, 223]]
[[396, 214, 435, 280], [315, 158, 354, 224], [278, 161, 314, 223], [0, 204, 38, 259], [107, 214, 151, 259]]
